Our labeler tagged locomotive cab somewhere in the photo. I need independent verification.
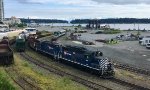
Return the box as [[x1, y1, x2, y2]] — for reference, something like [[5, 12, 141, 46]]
[[94, 51, 103, 57]]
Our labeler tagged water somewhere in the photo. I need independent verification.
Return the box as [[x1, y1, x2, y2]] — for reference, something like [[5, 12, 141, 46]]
[[107, 24, 150, 30], [38, 23, 150, 30]]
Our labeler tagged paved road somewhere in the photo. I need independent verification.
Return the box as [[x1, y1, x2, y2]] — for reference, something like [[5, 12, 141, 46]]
[[99, 46, 150, 70]]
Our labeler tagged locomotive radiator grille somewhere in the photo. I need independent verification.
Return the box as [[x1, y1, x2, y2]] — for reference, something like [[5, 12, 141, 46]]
[[99, 59, 108, 74]]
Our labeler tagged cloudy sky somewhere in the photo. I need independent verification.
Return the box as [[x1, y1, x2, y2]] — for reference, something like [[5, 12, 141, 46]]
[[4, 0, 150, 19]]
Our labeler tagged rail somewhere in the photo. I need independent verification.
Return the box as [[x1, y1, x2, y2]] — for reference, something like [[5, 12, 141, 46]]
[[20, 52, 112, 90]]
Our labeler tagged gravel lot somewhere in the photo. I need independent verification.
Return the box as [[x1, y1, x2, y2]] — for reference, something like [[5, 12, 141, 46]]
[[78, 31, 150, 70]]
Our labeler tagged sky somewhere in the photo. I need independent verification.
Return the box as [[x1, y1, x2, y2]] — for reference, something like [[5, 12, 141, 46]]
[[4, 0, 150, 20]]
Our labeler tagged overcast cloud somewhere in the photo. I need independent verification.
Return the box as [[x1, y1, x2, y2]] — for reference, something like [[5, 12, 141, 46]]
[[16, 0, 96, 6], [16, 0, 150, 5], [92, 0, 150, 5], [5, 0, 150, 19]]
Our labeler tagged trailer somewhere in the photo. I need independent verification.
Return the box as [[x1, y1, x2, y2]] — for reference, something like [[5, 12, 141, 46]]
[[54, 30, 66, 37]]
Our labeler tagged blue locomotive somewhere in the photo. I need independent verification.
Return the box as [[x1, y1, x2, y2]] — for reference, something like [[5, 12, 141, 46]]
[[32, 40, 114, 78]]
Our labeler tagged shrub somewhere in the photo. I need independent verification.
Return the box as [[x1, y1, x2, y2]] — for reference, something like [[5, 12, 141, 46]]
[[103, 29, 121, 34]]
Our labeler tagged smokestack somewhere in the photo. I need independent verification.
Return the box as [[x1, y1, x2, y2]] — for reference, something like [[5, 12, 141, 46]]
[[0, 0, 4, 22]]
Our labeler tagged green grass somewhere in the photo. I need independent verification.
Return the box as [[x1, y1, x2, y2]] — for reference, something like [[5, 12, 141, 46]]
[[13, 51, 87, 90], [0, 72, 16, 90], [105, 40, 119, 45], [103, 29, 121, 34], [53, 77, 86, 90], [95, 29, 121, 34], [22, 62, 29, 67]]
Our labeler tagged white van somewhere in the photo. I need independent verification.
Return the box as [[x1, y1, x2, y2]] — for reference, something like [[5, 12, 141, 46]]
[[139, 36, 150, 45], [146, 44, 150, 49]]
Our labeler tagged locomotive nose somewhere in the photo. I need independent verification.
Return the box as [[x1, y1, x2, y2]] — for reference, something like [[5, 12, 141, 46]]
[[106, 61, 115, 77], [102, 59, 115, 78], [107, 61, 113, 70], [97, 57, 114, 78]]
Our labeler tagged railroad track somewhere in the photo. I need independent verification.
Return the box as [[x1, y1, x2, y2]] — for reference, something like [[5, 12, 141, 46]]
[[110, 78, 150, 90], [4, 67, 40, 90], [114, 62, 150, 76], [20, 52, 112, 90], [20, 52, 150, 90]]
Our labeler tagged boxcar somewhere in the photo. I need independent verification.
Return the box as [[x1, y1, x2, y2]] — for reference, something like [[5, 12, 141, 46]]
[[0, 38, 14, 65]]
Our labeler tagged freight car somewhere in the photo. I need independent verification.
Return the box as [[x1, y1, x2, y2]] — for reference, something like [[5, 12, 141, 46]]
[[29, 38, 114, 78], [28, 34, 39, 49], [0, 37, 14, 65], [15, 35, 26, 52]]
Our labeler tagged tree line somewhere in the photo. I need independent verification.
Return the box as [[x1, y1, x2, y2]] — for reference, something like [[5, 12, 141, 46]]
[[20, 19, 68, 23], [70, 18, 150, 24]]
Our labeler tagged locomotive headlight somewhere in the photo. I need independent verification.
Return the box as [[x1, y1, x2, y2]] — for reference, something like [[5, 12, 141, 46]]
[[105, 57, 108, 61], [105, 58, 109, 64]]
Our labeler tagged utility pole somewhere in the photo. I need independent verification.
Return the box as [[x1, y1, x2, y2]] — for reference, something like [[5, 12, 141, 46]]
[[0, 0, 4, 22], [138, 24, 140, 36]]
